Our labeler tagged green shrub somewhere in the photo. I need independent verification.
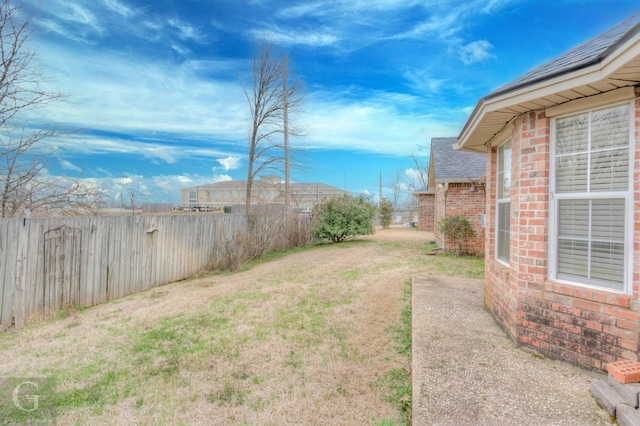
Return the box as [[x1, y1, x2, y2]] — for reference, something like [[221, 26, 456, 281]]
[[437, 214, 476, 256], [379, 198, 393, 229], [311, 194, 376, 243]]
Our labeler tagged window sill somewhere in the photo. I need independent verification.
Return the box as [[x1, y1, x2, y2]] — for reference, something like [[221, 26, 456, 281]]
[[544, 281, 631, 308]]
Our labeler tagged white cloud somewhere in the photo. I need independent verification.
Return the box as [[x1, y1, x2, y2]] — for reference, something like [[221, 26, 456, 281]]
[[54, 133, 234, 166], [170, 42, 191, 56], [101, 0, 137, 18], [36, 19, 75, 39], [217, 156, 241, 170], [403, 70, 445, 94], [277, 3, 328, 19], [404, 168, 421, 181], [249, 27, 339, 47], [168, 18, 207, 43], [303, 90, 462, 156], [481, 0, 516, 14], [37, 42, 247, 144], [459, 40, 494, 64], [45, 1, 104, 34], [211, 174, 232, 183], [35, 35, 469, 161], [59, 158, 82, 173], [279, 0, 425, 20], [395, 12, 462, 40]]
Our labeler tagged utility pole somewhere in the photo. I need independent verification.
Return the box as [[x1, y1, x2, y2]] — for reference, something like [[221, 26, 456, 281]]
[[283, 52, 290, 216], [379, 170, 383, 204]]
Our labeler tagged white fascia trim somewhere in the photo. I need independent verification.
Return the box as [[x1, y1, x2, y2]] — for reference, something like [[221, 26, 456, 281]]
[[458, 32, 640, 150]]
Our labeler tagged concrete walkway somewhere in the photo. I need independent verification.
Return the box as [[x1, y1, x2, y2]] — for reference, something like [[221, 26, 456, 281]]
[[412, 275, 614, 425]]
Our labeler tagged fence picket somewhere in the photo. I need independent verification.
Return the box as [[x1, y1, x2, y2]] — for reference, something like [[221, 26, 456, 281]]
[[0, 220, 12, 328]]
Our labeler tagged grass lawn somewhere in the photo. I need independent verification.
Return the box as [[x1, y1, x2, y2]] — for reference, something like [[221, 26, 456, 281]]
[[0, 228, 483, 425]]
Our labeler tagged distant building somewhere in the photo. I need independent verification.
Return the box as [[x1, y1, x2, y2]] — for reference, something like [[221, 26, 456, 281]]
[[180, 175, 347, 211]]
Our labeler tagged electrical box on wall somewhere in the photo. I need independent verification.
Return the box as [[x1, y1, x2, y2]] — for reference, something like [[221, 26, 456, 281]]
[[480, 214, 486, 228]]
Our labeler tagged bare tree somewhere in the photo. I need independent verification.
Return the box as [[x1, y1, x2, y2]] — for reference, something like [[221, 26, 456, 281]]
[[242, 44, 304, 215], [0, 1, 101, 217], [126, 176, 141, 216], [388, 168, 405, 208], [405, 152, 429, 192]]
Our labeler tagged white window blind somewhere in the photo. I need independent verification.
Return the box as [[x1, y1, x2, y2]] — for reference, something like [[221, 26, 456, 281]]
[[497, 203, 510, 262], [497, 140, 512, 263], [553, 104, 629, 291]]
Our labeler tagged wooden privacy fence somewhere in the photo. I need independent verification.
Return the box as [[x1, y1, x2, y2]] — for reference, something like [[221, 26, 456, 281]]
[[0, 214, 250, 330]]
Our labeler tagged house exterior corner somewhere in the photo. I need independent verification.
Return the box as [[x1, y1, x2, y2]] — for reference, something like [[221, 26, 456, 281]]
[[482, 101, 640, 370], [454, 11, 640, 371]]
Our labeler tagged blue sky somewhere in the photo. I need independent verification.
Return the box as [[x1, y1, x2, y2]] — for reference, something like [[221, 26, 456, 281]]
[[21, 0, 640, 205]]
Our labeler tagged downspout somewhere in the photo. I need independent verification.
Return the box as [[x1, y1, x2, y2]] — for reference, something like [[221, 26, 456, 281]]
[[442, 183, 448, 251]]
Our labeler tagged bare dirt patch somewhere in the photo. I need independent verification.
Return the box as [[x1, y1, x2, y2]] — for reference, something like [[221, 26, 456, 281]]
[[0, 226, 435, 425]]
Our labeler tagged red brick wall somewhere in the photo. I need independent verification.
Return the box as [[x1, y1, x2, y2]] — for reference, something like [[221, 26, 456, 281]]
[[416, 193, 435, 231], [431, 182, 485, 256], [484, 105, 640, 371], [441, 183, 485, 255]]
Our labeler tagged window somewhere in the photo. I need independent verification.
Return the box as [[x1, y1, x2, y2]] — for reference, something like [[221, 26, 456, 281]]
[[551, 103, 630, 291], [496, 139, 512, 263]]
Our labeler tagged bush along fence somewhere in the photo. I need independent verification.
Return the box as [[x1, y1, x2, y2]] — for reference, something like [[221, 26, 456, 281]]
[[0, 212, 310, 330]]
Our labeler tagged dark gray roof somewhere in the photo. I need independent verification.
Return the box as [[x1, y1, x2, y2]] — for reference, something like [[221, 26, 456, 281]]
[[431, 137, 485, 180], [487, 10, 640, 99]]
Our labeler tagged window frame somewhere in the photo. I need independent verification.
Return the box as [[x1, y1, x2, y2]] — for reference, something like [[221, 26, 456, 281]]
[[496, 139, 512, 266], [548, 101, 633, 293]]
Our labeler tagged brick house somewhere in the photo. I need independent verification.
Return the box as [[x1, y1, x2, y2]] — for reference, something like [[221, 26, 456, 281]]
[[455, 11, 640, 370], [414, 137, 486, 255]]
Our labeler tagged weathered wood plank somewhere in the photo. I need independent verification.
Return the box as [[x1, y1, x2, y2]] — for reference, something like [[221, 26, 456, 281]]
[[22, 218, 42, 324], [0, 219, 13, 329]]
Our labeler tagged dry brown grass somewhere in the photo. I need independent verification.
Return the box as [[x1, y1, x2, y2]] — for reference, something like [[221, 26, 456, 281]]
[[0, 227, 435, 425]]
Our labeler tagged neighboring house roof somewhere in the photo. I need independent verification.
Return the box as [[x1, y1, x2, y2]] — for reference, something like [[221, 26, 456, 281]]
[[416, 137, 485, 194], [432, 137, 485, 180], [458, 10, 640, 152]]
